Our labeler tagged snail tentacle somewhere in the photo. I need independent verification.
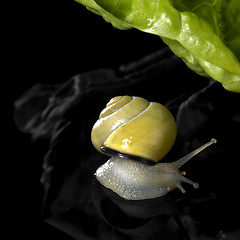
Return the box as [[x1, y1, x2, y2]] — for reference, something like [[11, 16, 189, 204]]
[[176, 183, 186, 194], [168, 171, 199, 193], [173, 138, 217, 168]]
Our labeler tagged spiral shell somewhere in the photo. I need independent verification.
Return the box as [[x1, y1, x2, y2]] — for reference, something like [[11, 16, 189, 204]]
[[91, 96, 177, 163]]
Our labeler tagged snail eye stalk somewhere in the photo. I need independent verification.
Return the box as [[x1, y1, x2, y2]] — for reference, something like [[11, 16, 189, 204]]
[[173, 139, 217, 168]]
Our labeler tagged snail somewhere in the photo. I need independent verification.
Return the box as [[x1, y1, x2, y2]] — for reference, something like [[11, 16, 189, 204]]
[[91, 96, 217, 201]]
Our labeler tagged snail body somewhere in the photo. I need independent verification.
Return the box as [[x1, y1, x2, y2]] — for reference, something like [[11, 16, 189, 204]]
[[96, 157, 183, 200], [92, 96, 217, 200]]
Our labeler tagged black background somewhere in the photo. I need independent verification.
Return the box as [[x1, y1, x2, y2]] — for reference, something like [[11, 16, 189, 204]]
[[9, 1, 240, 240], [10, 1, 165, 239]]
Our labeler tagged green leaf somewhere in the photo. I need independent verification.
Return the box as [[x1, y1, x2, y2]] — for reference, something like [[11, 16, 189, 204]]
[[74, 0, 132, 30], [76, 0, 240, 92]]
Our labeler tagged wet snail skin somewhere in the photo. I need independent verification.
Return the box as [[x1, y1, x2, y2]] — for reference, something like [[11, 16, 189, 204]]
[[91, 96, 217, 201]]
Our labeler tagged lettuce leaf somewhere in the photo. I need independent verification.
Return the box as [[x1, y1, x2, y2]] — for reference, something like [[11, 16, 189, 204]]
[[75, 0, 131, 29], [76, 0, 240, 93]]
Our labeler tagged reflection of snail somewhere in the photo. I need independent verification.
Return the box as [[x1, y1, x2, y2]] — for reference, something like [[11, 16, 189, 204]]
[[92, 96, 217, 200]]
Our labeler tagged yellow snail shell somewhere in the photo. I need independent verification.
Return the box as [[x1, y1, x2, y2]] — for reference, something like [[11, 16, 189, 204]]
[[91, 96, 177, 163], [91, 96, 217, 200]]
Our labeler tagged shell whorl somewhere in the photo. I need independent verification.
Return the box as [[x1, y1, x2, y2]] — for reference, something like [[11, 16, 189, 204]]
[[91, 96, 177, 163]]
